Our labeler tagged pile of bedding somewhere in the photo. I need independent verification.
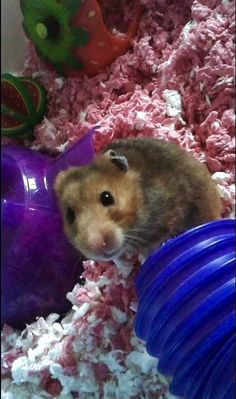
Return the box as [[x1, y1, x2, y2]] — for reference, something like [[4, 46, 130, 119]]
[[1, 0, 235, 398]]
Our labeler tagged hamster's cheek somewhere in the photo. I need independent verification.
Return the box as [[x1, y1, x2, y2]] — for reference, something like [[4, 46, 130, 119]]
[[110, 207, 137, 230]]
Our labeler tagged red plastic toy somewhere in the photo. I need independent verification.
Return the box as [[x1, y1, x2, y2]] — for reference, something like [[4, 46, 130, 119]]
[[20, 0, 142, 77]]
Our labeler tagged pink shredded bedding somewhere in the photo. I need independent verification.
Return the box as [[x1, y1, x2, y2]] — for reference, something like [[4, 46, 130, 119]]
[[1, 0, 235, 398]]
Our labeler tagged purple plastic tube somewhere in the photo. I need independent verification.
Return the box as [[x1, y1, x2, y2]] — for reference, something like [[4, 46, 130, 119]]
[[1, 130, 95, 328]]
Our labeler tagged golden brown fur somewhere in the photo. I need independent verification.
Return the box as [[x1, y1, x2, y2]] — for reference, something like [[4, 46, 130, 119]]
[[55, 137, 222, 261]]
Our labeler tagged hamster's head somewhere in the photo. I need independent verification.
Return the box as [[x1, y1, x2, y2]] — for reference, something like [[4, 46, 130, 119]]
[[54, 150, 143, 261]]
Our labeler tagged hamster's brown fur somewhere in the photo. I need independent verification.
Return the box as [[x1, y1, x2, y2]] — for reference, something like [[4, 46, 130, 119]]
[[55, 137, 222, 262]]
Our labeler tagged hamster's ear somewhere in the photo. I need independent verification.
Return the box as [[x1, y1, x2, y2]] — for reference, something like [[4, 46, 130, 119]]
[[54, 167, 83, 196], [103, 149, 129, 172]]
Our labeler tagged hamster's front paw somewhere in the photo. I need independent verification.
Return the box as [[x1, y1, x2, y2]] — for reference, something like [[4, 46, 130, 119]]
[[113, 252, 139, 277]]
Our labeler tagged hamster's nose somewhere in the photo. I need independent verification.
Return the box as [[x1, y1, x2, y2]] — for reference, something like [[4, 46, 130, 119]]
[[88, 231, 119, 256], [101, 235, 116, 255]]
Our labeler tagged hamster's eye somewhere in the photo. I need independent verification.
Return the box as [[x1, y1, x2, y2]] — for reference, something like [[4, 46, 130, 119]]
[[66, 207, 76, 224], [100, 191, 115, 206]]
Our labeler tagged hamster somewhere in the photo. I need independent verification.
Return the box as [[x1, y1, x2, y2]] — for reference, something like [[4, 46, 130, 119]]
[[54, 137, 222, 264]]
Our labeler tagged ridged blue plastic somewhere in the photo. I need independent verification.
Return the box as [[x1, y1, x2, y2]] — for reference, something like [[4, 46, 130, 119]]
[[134, 219, 236, 399]]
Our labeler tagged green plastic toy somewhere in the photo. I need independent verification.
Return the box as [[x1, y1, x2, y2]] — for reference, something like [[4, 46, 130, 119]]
[[1, 73, 47, 138]]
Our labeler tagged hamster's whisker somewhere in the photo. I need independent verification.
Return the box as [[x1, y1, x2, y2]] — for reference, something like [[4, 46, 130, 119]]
[[123, 237, 139, 251], [124, 233, 149, 246], [126, 228, 150, 238], [123, 243, 137, 252], [123, 241, 136, 251], [123, 235, 148, 251]]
